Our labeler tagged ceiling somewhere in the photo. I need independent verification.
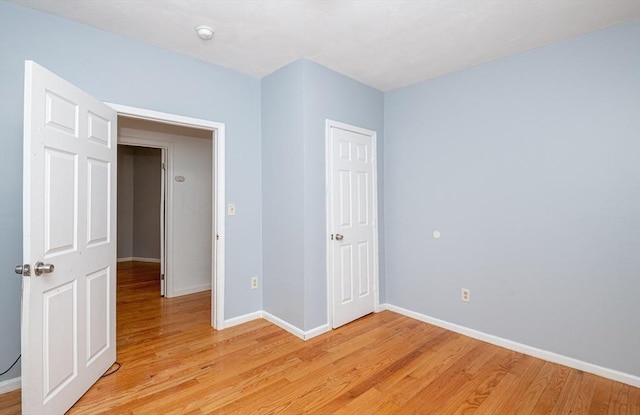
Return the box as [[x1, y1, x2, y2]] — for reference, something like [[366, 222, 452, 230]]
[[10, 0, 640, 91]]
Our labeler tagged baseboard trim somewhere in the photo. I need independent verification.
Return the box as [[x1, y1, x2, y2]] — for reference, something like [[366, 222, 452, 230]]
[[376, 303, 390, 312], [303, 323, 331, 340], [222, 310, 330, 341], [382, 303, 640, 388], [262, 312, 306, 340], [117, 257, 161, 263], [223, 311, 262, 329], [169, 284, 211, 298], [0, 376, 20, 393]]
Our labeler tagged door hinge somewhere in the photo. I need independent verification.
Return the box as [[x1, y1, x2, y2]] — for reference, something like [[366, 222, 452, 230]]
[[161, 162, 166, 170], [216, 234, 220, 240], [330, 234, 334, 240], [161, 274, 165, 281]]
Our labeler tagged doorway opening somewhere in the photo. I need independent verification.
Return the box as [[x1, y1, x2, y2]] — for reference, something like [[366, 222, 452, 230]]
[[117, 144, 166, 295], [117, 115, 213, 301], [109, 103, 226, 330]]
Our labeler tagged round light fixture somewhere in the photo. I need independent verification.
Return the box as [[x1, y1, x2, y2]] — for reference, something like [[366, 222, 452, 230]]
[[195, 25, 215, 41]]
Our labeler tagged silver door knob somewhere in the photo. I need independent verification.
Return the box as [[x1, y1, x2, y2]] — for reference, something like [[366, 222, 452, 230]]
[[335, 234, 344, 241], [15, 264, 31, 276], [34, 262, 54, 276]]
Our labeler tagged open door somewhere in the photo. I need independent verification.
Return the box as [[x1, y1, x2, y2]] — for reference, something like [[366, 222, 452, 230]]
[[19, 61, 117, 414]]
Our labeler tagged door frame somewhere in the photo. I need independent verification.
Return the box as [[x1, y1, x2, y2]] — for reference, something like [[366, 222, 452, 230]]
[[107, 103, 226, 330], [160, 147, 167, 297], [325, 119, 380, 329]]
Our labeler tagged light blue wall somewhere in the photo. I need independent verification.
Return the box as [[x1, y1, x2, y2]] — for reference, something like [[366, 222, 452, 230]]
[[384, 20, 640, 376], [132, 147, 162, 260], [1, 0, 637, 386], [0, 1, 262, 381], [302, 60, 385, 329], [116, 146, 162, 261], [261, 60, 384, 331], [116, 145, 135, 259], [261, 61, 305, 328]]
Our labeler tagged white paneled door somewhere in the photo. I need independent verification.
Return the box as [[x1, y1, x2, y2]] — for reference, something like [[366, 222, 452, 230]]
[[20, 61, 116, 414], [327, 120, 378, 329]]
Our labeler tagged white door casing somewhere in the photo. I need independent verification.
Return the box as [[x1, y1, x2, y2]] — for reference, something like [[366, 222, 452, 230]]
[[160, 148, 167, 297], [22, 61, 117, 414], [108, 103, 226, 329], [326, 120, 379, 329]]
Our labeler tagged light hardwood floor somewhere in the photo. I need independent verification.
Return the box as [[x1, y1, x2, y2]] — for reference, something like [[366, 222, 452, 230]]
[[1, 261, 638, 414]]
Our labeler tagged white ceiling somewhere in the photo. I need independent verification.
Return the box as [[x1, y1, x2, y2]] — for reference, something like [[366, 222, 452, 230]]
[[10, 0, 640, 91]]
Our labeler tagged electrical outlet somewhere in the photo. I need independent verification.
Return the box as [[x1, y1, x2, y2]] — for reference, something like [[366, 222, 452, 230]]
[[461, 288, 471, 303], [251, 276, 258, 289]]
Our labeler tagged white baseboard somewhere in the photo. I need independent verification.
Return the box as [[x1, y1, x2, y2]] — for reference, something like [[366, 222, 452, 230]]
[[382, 303, 640, 388], [169, 284, 211, 297], [261, 312, 330, 340], [221, 310, 331, 341], [0, 377, 20, 393], [262, 312, 306, 340], [117, 257, 161, 263], [376, 303, 390, 312], [303, 323, 331, 340], [223, 311, 262, 329]]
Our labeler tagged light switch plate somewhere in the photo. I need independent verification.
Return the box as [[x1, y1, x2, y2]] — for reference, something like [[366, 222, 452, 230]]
[[227, 203, 236, 216]]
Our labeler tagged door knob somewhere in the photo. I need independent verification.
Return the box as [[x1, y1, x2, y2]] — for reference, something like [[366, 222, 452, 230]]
[[15, 264, 31, 276], [34, 262, 55, 276], [335, 234, 344, 241]]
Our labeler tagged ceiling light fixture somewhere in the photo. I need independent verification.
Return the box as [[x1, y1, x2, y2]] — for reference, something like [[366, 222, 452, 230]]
[[195, 25, 215, 41]]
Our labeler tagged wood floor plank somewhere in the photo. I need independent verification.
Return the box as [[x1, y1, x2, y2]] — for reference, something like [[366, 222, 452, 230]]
[[1, 261, 638, 414], [395, 342, 498, 414], [608, 383, 631, 415], [553, 370, 587, 415], [474, 372, 519, 415], [372, 333, 481, 410], [511, 361, 557, 415], [332, 387, 398, 415], [567, 372, 599, 414], [329, 331, 461, 414], [629, 385, 640, 415], [303, 329, 456, 414], [531, 363, 573, 414], [590, 376, 615, 415], [449, 349, 525, 414], [0, 389, 20, 415], [477, 355, 545, 414]]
